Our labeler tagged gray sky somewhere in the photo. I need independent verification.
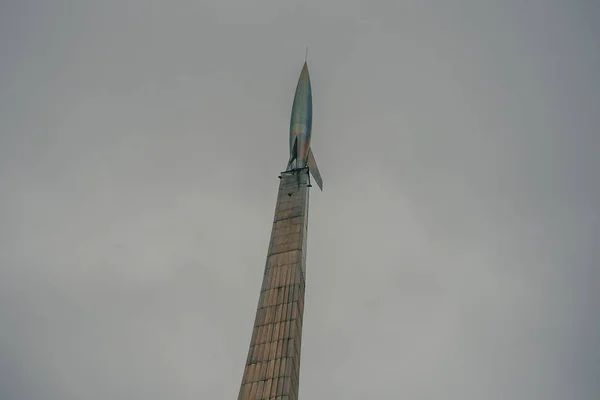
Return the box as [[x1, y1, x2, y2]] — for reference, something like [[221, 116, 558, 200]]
[[1, 1, 599, 399]]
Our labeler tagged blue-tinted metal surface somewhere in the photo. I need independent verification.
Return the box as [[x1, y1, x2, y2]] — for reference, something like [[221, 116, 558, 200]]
[[289, 62, 312, 169]]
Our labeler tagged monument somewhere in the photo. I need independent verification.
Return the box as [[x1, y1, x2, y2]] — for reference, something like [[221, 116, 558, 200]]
[[237, 61, 322, 400]]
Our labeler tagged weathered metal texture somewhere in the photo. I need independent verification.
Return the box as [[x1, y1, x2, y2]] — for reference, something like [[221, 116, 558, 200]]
[[288, 62, 312, 170], [238, 170, 310, 400]]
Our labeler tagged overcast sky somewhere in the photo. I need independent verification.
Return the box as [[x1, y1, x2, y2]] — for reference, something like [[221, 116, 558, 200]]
[[1, 1, 599, 399]]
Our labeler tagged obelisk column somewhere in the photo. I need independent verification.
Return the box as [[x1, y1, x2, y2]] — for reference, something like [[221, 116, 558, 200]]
[[238, 168, 310, 400]]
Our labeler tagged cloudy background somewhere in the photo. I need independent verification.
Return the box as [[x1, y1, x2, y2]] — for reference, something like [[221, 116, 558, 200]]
[[1, 1, 599, 399]]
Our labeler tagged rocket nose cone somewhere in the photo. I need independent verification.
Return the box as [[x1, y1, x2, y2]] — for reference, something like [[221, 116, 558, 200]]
[[295, 63, 311, 100], [292, 63, 312, 114], [299, 62, 310, 83]]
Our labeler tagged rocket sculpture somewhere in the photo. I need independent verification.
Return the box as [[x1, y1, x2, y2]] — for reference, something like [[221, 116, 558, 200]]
[[286, 62, 323, 191], [236, 60, 321, 400]]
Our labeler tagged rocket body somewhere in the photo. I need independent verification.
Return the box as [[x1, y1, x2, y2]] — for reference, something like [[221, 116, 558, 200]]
[[286, 61, 323, 190], [289, 62, 312, 169]]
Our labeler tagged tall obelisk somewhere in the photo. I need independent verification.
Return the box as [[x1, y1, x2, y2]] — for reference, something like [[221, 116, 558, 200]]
[[237, 62, 322, 400]]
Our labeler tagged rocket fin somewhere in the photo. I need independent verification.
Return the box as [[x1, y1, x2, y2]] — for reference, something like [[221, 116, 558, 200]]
[[287, 137, 298, 170], [307, 147, 323, 191]]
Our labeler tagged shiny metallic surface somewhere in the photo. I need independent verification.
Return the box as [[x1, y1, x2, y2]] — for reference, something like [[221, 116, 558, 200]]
[[285, 61, 323, 191], [288, 62, 312, 169]]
